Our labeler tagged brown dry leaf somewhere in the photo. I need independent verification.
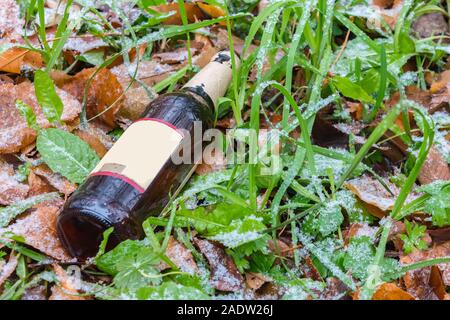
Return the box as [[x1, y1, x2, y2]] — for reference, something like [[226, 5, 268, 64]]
[[149, 2, 225, 25], [430, 70, 450, 98], [49, 264, 88, 300], [21, 285, 47, 300], [387, 86, 449, 114], [63, 34, 107, 64], [400, 241, 450, 300], [343, 223, 378, 246], [0, 0, 24, 41], [246, 272, 270, 291], [149, 3, 203, 25], [370, 0, 403, 30], [74, 121, 114, 158], [196, 2, 226, 21], [345, 175, 420, 218], [192, 34, 218, 68], [411, 13, 448, 39], [211, 28, 253, 58], [428, 227, 450, 244], [0, 48, 43, 74], [322, 277, 350, 300], [7, 204, 73, 262], [0, 81, 81, 154], [157, 236, 198, 275], [33, 164, 77, 196], [0, 160, 29, 205], [61, 67, 124, 127], [418, 146, 450, 185], [28, 171, 54, 197], [196, 149, 227, 176], [268, 239, 293, 258], [153, 47, 199, 65], [110, 60, 176, 121], [75, 129, 108, 157], [0, 253, 18, 288], [372, 283, 415, 300], [344, 100, 363, 121], [194, 238, 244, 292]]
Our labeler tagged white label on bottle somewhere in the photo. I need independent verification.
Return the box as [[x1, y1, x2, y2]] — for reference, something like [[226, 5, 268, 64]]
[[90, 118, 183, 192]]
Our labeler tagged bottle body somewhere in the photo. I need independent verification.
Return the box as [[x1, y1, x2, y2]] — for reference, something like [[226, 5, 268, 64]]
[[57, 92, 213, 259]]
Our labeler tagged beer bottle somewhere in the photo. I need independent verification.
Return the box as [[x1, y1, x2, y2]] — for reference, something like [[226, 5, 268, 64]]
[[57, 51, 237, 259]]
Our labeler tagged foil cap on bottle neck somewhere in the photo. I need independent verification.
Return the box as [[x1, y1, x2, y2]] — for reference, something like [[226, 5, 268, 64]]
[[182, 51, 239, 108]]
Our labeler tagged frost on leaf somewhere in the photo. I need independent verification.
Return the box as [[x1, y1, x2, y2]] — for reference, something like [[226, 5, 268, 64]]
[[0, 160, 29, 205], [7, 204, 73, 262], [0, 0, 24, 42], [32, 164, 76, 196], [74, 122, 113, 158], [418, 146, 450, 185], [0, 82, 81, 153], [61, 68, 124, 127], [49, 265, 88, 300], [0, 253, 18, 288], [110, 61, 174, 121], [157, 236, 198, 275], [400, 241, 450, 300], [345, 174, 420, 218], [194, 238, 244, 292]]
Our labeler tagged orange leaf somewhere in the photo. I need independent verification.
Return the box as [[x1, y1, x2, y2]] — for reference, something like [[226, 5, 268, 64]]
[[373, 283, 415, 300], [0, 47, 43, 74]]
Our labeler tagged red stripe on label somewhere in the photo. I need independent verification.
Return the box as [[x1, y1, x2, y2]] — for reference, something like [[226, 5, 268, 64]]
[[90, 171, 145, 193], [134, 118, 183, 137]]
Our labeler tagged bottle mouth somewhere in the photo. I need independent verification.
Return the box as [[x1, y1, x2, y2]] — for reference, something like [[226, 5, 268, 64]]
[[57, 208, 120, 261]]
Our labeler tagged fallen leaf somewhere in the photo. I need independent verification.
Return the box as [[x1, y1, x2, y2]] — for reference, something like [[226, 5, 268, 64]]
[[428, 227, 450, 244], [345, 175, 420, 218], [157, 236, 198, 275], [7, 203, 73, 262], [322, 277, 351, 300], [74, 128, 109, 158], [418, 146, 450, 185], [0, 48, 43, 74], [0, 160, 29, 205], [61, 67, 124, 127], [32, 164, 77, 196], [194, 238, 244, 292], [153, 47, 199, 65], [28, 171, 54, 197], [195, 149, 226, 176], [0, 253, 18, 288], [387, 85, 449, 114], [0, 0, 24, 41], [411, 13, 448, 39], [372, 282, 415, 300], [149, 3, 203, 25], [0, 82, 81, 154], [21, 285, 47, 300], [343, 223, 378, 246], [268, 239, 293, 258], [211, 28, 252, 58], [49, 264, 88, 300], [110, 60, 176, 121], [370, 0, 403, 30], [246, 272, 270, 290], [400, 241, 450, 300], [149, 1, 225, 26]]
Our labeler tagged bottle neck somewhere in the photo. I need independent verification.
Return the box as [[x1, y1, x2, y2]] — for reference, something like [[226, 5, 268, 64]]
[[181, 86, 215, 110], [182, 51, 239, 109]]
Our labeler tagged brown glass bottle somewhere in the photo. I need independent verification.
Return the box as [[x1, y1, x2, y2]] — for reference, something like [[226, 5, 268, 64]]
[[57, 51, 237, 259]]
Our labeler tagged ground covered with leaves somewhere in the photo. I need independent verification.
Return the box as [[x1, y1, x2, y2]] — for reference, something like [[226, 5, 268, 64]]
[[0, 0, 449, 300]]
